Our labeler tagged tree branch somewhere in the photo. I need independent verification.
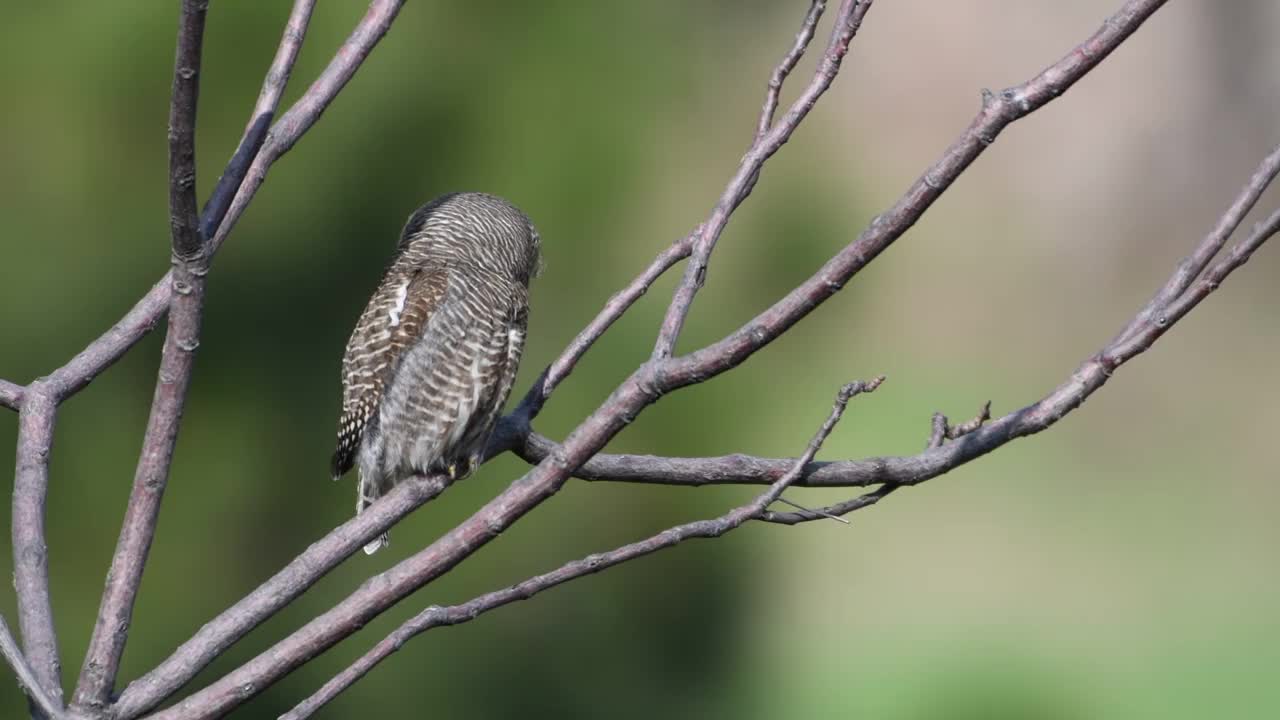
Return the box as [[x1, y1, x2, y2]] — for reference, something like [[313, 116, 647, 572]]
[[756, 0, 828, 141], [71, 2, 209, 712], [11, 386, 63, 717], [0, 616, 62, 720], [13, 0, 330, 410], [652, 0, 873, 359], [111, 474, 451, 720], [250, 0, 317, 125], [509, 229, 696, 424], [206, 0, 407, 255], [662, 0, 1169, 390], [282, 378, 883, 720], [759, 403, 986, 525], [1117, 143, 1280, 342], [137, 5, 1172, 718]]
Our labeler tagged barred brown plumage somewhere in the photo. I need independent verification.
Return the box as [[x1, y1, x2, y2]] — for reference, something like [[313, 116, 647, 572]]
[[332, 192, 541, 554]]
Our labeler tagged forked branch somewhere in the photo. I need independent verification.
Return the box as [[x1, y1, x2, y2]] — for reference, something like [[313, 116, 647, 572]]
[[282, 378, 884, 719], [6, 2, 1274, 719], [140, 4, 1176, 719]]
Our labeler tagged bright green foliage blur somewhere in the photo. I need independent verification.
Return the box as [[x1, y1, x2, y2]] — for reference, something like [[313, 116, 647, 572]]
[[2, 2, 1278, 719]]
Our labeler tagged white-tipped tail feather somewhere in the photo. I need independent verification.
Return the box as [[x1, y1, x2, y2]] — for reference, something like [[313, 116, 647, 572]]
[[357, 470, 389, 554]]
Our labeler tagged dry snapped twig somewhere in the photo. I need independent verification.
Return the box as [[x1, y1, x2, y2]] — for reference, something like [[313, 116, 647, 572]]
[[281, 378, 883, 719]]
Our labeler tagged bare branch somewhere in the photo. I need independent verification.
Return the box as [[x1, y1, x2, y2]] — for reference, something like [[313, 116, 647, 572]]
[[0, 380, 23, 412], [663, 0, 1169, 389], [652, 0, 873, 359], [11, 386, 63, 715], [22, 0, 362, 407], [756, 0, 828, 140], [207, 0, 407, 254], [111, 474, 450, 720], [0, 616, 63, 720], [282, 379, 882, 719], [72, 2, 209, 711], [250, 0, 317, 124], [140, 7, 1171, 717], [165, 0, 207, 263], [508, 229, 696, 423], [761, 484, 895, 525], [1118, 143, 1280, 341], [1109, 205, 1280, 363], [197, 0, 313, 241], [761, 400, 989, 525]]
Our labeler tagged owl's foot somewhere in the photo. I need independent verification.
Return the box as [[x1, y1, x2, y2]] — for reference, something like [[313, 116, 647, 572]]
[[445, 458, 475, 481]]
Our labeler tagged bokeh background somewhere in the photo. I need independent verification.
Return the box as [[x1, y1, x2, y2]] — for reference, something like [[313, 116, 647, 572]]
[[2, 2, 1279, 718]]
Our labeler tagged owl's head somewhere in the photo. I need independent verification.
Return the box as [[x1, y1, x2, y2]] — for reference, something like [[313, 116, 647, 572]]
[[399, 192, 541, 285]]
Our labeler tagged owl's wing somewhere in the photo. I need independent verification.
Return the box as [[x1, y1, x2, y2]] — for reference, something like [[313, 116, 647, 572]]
[[331, 265, 449, 478], [456, 283, 529, 469]]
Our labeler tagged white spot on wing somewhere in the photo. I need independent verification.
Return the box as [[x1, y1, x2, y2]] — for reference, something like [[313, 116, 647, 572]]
[[387, 280, 409, 327]]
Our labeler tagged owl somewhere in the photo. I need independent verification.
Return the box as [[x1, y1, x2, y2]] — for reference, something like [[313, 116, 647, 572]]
[[332, 192, 541, 554]]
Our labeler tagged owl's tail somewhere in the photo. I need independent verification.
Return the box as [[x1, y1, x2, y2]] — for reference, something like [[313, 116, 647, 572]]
[[357, 471, 390, 555]]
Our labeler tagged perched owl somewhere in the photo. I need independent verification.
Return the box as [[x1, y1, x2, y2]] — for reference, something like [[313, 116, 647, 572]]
[[332, 192, 541, 554]]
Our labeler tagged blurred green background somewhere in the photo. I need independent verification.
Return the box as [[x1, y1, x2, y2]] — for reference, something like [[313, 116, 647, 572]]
[[2, 2, 1279, 718]]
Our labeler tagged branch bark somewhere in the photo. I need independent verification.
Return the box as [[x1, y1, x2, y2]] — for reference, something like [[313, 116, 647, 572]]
[[71, 2, 209, 712], [205, 0, 406, 255], [9, 2, 1270, 718], [133, 4, 1176, 718], [11, 386, 62, 717], [0, 380, 22, 412], [0, 616, 62, 720], [652, 0, 873, 359], [111, 474, 451, 720], [282, 378, 883, 719]]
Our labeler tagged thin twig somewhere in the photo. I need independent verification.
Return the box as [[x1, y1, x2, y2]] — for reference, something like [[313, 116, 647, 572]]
[[756, 0, 828, 140], [761, 399, 989, 525], [0, 616, 63, 720], [760, 484, 895, 525], [946, 401, 991, 440], [111, 474, 451, 720], [24, 0, 365, 408], [282, 379, 882, 719], [72, 2, 209, 712], [196, 0, 314, 241], [506, 230, 696, 425], [1107, 205, 1280, 363], [207, 0, 407, 255], [1117, 143, 1280, 342], [11, 386, 63, 716], [663, 0, 1169, 389], [652, 0, 873, 359], [140, 6, 1170, 718], [251, 0, 317, 123]]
